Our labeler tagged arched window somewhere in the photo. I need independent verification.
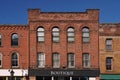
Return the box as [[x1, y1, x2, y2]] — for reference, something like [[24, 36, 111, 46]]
[[11, 53, 18, 67], [37, 27, 45, 42], [52, 27, 60, 42], [67, 27, 75, 42], [11, 33, 18, 46], [0, 53, 2, 67], [82, 27, 90, 42]]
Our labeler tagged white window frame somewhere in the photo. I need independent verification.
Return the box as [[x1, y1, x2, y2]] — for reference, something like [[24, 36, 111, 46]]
[[52, 53, 60, 68], [37, 27, 45, 42], [82, 53, 90, 68], [52, 27, 60, 42], [82, 27, 90, 42], [67, 27, 75, 42], [37, 53, 45, 68], [67, 53, 75, 68], [106, 39, 112, 50]]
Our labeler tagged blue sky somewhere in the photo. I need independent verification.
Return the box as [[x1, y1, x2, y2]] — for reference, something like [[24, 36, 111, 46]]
[[0, 0, 120, 24]]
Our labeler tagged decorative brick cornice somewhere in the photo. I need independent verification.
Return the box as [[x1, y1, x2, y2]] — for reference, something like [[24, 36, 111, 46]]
[[28, 9, 99, 22], [99, 23, 120, 36], [0, 24, 29, 30]]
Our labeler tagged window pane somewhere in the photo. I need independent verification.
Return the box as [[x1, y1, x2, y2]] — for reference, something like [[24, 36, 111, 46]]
[[37, 53, 45, 68], [106, 39, 112, 50], [37, 28, 44, 31], [67, 28, 74, 42], [53, 53, 60, 68], [82, 53, 90, 68], [68, 33, 74, 36], [106, 39, 112, 45], [38, 37, 44, 42], [68, 53, 74, 68], [82, 28, 90, 42], [83, 33, 89, 37], [68, 37, 74, 42], [82, 28, 89, 32], [11, 34, 18, 46], [12, 53, 18, 67], [37, 28, 44, 42], [52, 28, 59, 31], [83, 38, 89, 42], [52, 28, 60, 42], [53, 37, 59, 42], [52, 32, 59, 36], [38, 32, 44, 36], [106, 57, 112, 70]]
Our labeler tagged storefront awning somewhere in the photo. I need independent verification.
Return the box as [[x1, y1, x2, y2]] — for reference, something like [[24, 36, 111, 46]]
[[101, 74, 120, 79]]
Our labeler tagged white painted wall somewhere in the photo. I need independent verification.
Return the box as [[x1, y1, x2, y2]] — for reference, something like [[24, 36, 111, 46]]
[[0, 69, 28, 76]]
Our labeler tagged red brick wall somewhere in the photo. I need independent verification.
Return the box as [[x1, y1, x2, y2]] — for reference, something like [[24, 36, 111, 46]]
[[0, 25, 29, 69], [28, 9, 99, 69]]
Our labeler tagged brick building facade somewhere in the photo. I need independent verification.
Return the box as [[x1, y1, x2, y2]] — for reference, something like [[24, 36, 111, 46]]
[[0, 25, 29, 80], [99, 23, 120, 80], [28, 9, 99, 80], [0, 9, 100, 80]]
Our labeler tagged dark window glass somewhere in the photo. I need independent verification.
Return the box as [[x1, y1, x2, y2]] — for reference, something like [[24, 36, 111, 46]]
[[0, 54, 2, 67], [11, 34, 18, 46], [36, 76, 52, 80], [11, 53, 18, 67], [106, 57, 112, 70], [72, 77, 79, 80]]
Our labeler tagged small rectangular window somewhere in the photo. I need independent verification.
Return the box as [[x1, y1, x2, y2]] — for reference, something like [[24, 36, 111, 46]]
[[106, 57, 112, 70], [52, 53, 60, 68], [37, 53, 45, 68], [67, 53, 75, 68], [106, 39, 112, 50], [82, 53, 90, 68]]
